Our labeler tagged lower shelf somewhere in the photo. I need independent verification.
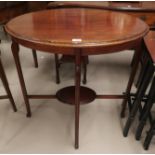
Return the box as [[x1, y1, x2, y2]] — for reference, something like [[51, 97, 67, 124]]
[[56, 86, 96, 105]]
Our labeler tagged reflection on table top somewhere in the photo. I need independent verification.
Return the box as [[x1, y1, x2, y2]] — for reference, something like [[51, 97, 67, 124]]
[[6, 8, 148, 48]]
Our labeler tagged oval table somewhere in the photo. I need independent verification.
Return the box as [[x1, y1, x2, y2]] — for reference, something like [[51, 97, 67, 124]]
[[5, 8, 149, 149]]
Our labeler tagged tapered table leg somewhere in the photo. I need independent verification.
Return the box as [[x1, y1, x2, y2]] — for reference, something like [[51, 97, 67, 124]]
[[11, 41, 31, 117], [32, 49, 38, 68], [74, 49, 81, 149], [54, 54, 60, 84], [121, 40, 143, 118], [0, 58, 17, 112], [82, 56, 87, 85]]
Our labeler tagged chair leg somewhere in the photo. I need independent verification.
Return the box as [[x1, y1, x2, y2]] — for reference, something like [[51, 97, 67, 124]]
[[143, 121, 155, 150], [32, 49, 38, 68], [0, 58, 17, 112], [54, 54, 60, 84]]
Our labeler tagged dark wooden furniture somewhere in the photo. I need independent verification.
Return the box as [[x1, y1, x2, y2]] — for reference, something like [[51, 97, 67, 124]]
[[48, 1, 155, 29], [47, 1, 155, 85], [126, 30, 155, 149], [123, 31, 155, 138], [5, 8, 148, 149], [0, 53, 17, 112], [46, 4, 89, 84], [133, 31, 155, 150]]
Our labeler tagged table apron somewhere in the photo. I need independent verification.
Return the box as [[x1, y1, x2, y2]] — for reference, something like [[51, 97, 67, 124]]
[[12, 37, 143, 56]]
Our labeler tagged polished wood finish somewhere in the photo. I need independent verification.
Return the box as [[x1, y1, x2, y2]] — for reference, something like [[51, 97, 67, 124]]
[[48, 1, 155, 29], [6, 8, 149, 148], [6, 9, 148, 53]]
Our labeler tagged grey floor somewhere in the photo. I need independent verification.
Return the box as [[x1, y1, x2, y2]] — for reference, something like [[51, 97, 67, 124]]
[[0, 37, 155, 153]]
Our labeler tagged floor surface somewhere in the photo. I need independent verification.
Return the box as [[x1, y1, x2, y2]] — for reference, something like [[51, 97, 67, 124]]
[[0, 38, 155, 153]]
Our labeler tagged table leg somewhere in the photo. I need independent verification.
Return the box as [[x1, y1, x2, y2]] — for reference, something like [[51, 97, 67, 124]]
[[32, 49, 38, 68], [0, 58, 17, 112], [121, 40, 143, 118], [74, 49, 81, 149], [54, 54, 60, 84], [11, 41, 31, 117], [82, 56, 87, 85]]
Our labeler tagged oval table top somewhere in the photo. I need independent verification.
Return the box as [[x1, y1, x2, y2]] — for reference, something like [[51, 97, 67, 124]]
[[6, 8, 149, 55]]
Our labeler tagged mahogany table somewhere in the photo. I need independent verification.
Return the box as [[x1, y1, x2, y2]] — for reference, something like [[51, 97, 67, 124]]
[[5, 8, 149, 149]]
